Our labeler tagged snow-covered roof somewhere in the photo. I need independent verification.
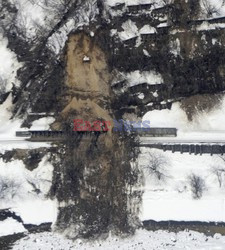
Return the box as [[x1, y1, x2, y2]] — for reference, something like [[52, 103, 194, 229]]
[[126, 70, 164, 86], [140, 25, 157, 34], [196, 21, 225, 31], [83, 55, 91, 62]]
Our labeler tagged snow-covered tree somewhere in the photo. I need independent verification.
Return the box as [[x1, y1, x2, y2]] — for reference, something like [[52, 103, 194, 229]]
[[188, 174, 206, 199]]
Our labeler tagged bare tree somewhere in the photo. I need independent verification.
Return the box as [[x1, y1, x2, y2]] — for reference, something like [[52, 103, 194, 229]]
[[211, 165, 225, 187], [0, 176, 21, 200], [201, 0, 220, 18], [211, 155, 225, 187], [188, 174, 206, 199], [144, 151, 170, 182]]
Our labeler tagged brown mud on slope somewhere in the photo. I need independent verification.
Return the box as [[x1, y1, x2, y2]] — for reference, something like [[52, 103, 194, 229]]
[[66, 33, 110, 95], [52, 32, 114, 145], [53, 32, 113, 125], [51, 32, 142, 238]]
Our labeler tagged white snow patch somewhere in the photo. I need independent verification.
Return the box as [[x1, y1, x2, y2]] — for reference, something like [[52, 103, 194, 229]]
[[170, 28, 186, 35], [140, 25, 156, 34], [143, 49, 150, 57], [0, 218, 27, 237], [157, 22, 168, 28], [0, 34, 22, 92], [126, 70, 163, 86], [196, 22, 225, 31], [118, 20, 139, 41], [138, 93, 145, 99], [13, 199, 58, 225], [0, 155, 58, 225], [30, 117, 55, 130], [170, 38, 181, 57], [212, 38, 221, 45], [143, 95, 225, 138], [83, 55, 90, 62], [152, 91, 159, 98], [110, 29, 118, 36]]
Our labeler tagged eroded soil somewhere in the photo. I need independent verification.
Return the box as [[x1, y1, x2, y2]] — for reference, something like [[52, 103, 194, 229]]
[[50, 32, 141, 238]]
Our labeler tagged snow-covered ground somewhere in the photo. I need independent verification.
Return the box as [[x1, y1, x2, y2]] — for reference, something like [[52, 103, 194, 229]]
[[0, 92, 57, 238], [143, 94, 225, 140], [139, 148, 225, 222], [0, 219, 27, 237], [140, 95, 225, 222], [12, 229, 225, 250], [0, 155, 58, 227]]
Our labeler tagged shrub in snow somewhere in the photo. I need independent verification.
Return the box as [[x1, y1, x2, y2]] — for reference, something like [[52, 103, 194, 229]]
[[0, 76, 7, 95], [144, 151, 170, 182], [211, 165, 225, 188], [188, 174, 206, 199], [0, 176, 21, 200]]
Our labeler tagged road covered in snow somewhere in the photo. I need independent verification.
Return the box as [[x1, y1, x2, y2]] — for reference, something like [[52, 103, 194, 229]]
[[140, 137, 225, 144]]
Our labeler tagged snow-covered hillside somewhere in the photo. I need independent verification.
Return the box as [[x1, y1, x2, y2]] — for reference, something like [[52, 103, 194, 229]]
[[1, 0, 225, 248], [0, 34, 22, 93], [143, 94, 225, 139]]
